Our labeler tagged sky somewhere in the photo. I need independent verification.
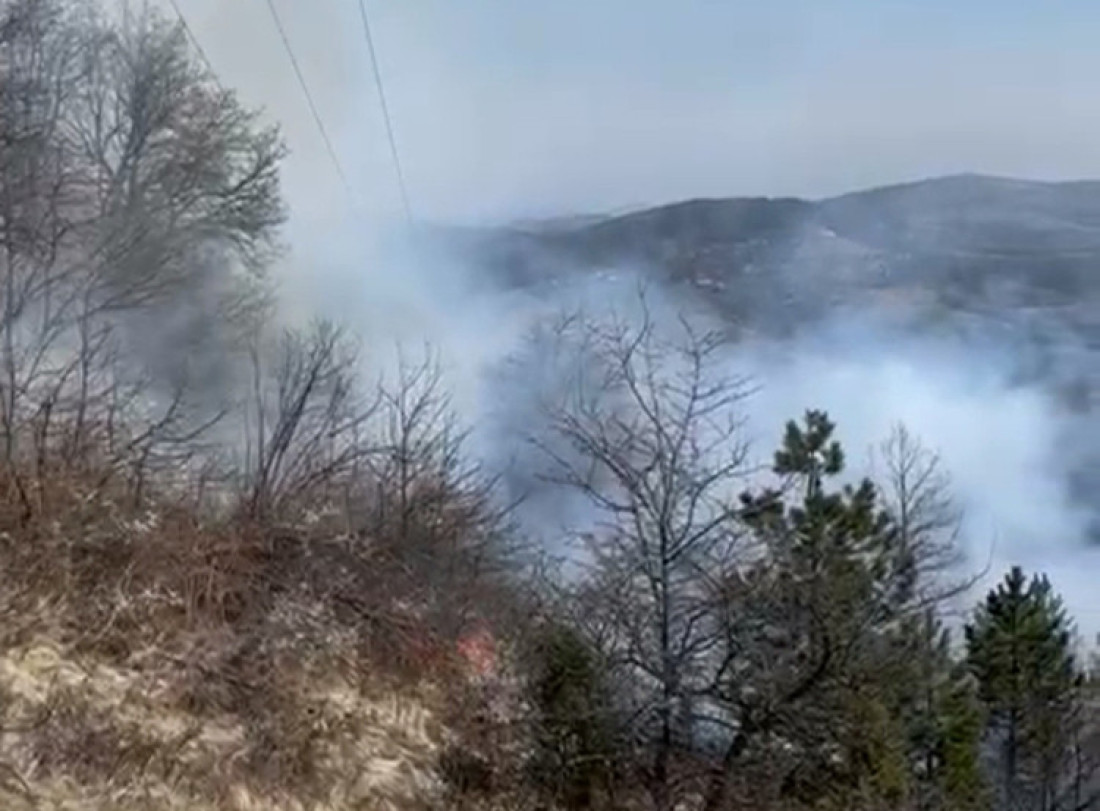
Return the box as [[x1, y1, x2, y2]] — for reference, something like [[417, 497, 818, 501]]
[[159, 0, 1100, 226]]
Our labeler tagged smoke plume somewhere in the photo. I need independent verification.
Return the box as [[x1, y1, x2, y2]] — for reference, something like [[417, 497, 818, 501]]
[[144, 0, 1100, 637]]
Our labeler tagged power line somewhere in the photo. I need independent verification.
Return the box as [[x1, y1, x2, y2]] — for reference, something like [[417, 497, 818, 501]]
[[261, 0, 358, 207], [167, 1, 357, 211], [165, 0, 215, 77], [355, 0, 413, 223]]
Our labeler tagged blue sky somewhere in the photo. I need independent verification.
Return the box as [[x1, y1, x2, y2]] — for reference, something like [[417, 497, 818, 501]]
[[169, 0, 1100, 224]]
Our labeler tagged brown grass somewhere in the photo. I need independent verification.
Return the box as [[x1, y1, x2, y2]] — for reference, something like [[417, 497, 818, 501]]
[[0, 455, 497, 810]]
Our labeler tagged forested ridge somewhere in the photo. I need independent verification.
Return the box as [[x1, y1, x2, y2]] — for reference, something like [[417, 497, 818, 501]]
[[1, 2, 1098, 810]]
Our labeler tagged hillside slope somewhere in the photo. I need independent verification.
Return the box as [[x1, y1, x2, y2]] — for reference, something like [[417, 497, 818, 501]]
[[456, 174, 1099, 324], [444, 173, 1100, 537]]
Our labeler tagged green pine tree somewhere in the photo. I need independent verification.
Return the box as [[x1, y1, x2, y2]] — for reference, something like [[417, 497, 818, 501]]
[[524, 621, 619, 809], [710, 411, 923, 811], [938, 668, 988, 811], [747, 412, 986, 811], [965, 566, 1081, 811], [887, 609, 987, 811]]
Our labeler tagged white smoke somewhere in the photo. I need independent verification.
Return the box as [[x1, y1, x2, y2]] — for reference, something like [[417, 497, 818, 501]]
[[144, 0, 1100, 638]]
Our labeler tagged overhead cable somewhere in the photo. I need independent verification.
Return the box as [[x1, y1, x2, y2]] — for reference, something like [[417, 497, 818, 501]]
[[356, 0, 413, 223], [262, 0, 359, 207], [165, 0, 216, 76]]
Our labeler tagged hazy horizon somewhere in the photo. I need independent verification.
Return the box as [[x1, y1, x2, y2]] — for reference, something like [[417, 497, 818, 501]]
[[132, 0, 1100, 636], [145, 0, 1100, 227]]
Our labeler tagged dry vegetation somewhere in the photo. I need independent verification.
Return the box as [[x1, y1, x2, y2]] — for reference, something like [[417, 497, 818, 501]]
[[0, 2, 529, 807], [5, 2, 1100, 811], [0, 340, 522, 810], [0, 331, 522, 810]]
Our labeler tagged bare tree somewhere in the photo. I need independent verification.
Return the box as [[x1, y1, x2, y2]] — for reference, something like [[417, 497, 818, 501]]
[[68, 1, 284, 310], [874, 423, 965, 602], [537, 293, 753, 811], [0, 0, 84, 478], [0, 0, 286, 512], [360, 349, 517, 637], [241, 319, 377, 522]]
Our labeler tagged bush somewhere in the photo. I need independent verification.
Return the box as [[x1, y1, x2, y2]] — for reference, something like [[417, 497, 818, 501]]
[[522, 621, 621, 810]]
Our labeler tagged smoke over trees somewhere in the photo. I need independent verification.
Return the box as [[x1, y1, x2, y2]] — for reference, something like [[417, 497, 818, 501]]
[[513, 305, 1100, 811], [0, 2, 1098, 811]]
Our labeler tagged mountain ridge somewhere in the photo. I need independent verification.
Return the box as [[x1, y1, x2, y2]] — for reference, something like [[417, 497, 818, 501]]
[[447, 173, 1100, 314], [439, 172, 1100, 542], [494, 174, 1100, 234]]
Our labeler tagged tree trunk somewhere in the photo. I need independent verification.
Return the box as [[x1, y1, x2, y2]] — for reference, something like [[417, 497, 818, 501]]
[[654, 556, 674, 811]]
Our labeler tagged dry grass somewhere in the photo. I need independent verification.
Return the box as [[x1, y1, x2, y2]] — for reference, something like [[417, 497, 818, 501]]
[[0, 460, 499, 810], [0, 632, 449, 810]]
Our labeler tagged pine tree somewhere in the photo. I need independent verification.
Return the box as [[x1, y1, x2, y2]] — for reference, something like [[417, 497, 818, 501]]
[[888, 609, 987, 811], [705, 411, 922, 811], [966, 566, 1081, 811], [524, 621, 619, 809], [742, 412, 989, 811]]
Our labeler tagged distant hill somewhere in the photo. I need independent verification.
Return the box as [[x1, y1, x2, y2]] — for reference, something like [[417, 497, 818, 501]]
[[449, 174, 1100, 322], [439, 173, 1100, 540], [445, 173, 1100, 353]]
